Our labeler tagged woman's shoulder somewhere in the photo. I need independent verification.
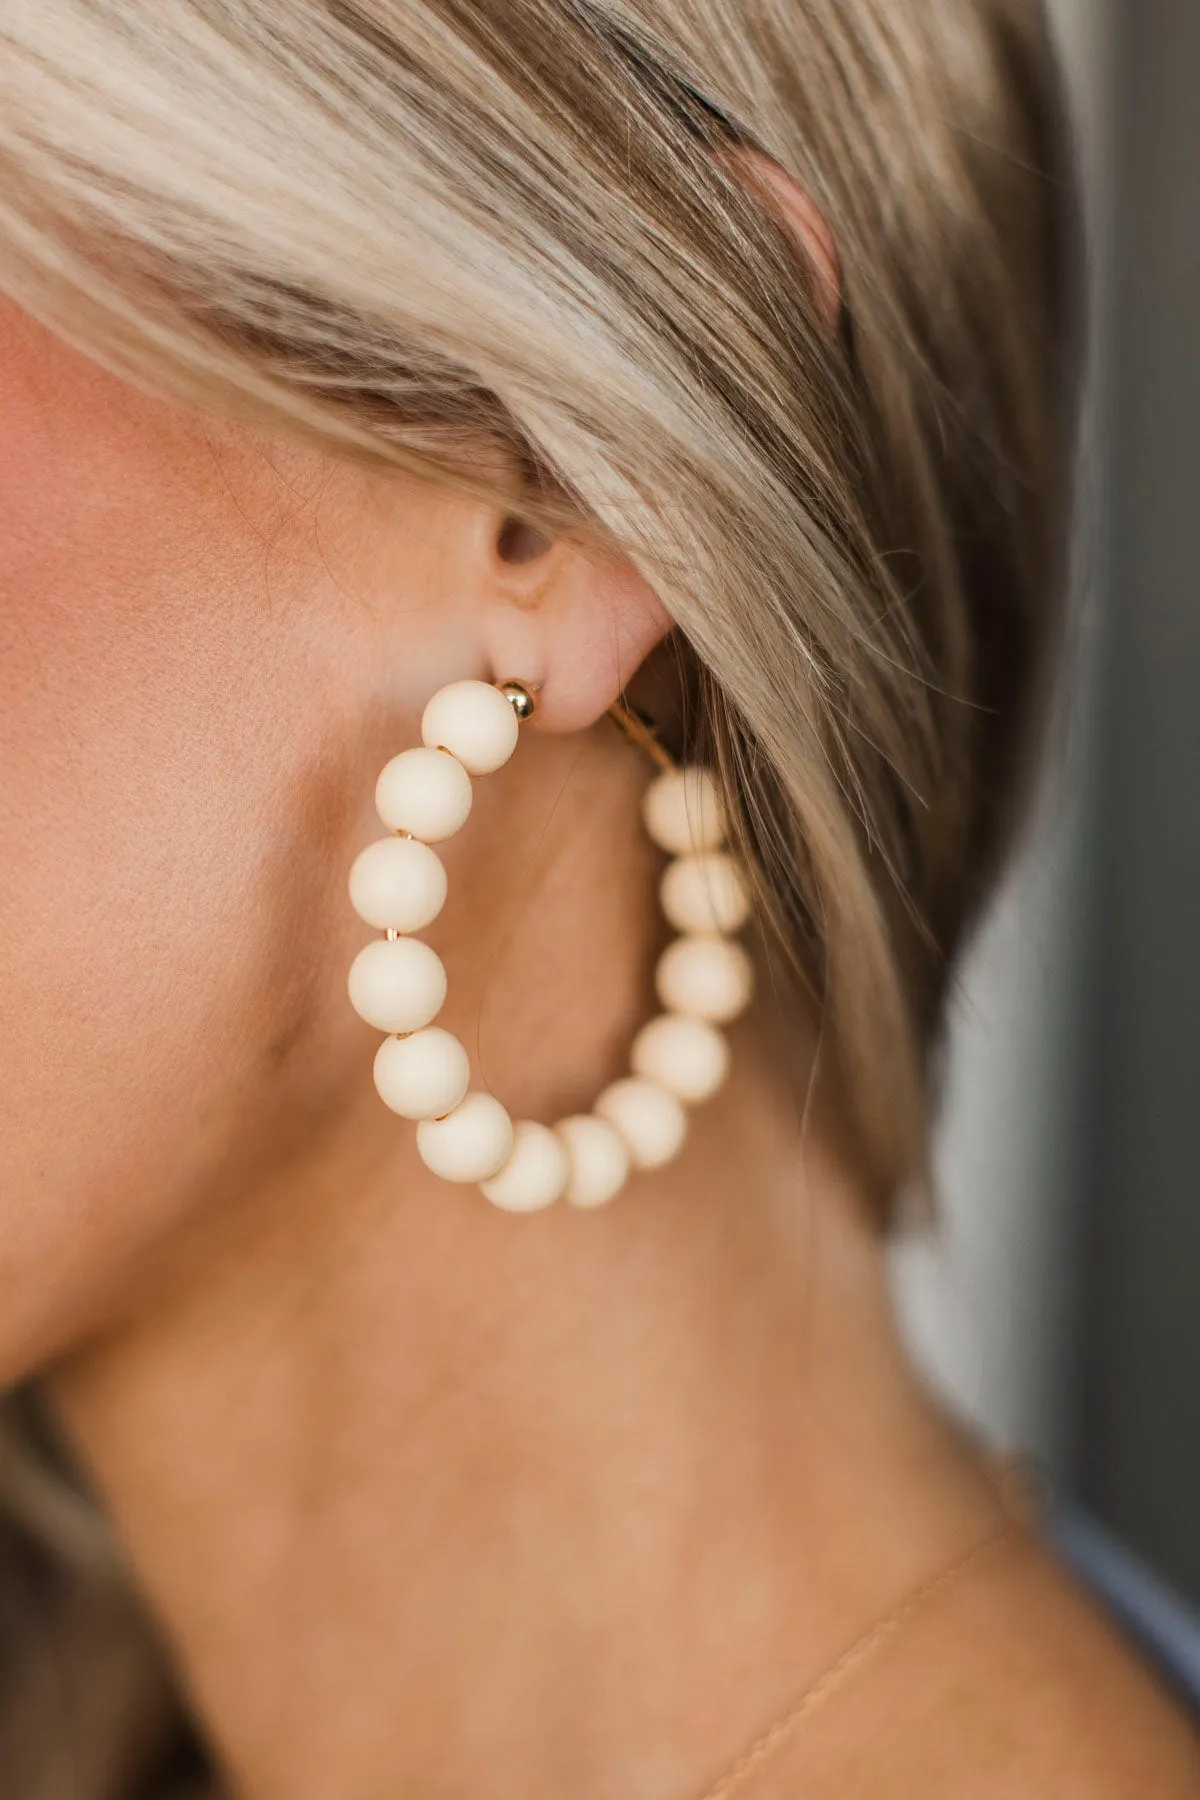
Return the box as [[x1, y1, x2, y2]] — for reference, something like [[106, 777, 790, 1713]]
[[1052, 1502, 1200, 1710], [764, 1528, 1200, 1799]]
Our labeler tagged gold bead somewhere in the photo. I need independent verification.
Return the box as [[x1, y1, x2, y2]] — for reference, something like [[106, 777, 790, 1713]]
[[496, 680, 537, 722]]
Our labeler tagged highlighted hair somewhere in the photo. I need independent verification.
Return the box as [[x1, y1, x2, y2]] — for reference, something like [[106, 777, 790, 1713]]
[[0, 3, 1081, 1787]]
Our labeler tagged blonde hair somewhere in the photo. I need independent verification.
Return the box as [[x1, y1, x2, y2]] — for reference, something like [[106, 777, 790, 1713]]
[[0, 0, 1079, 1791]]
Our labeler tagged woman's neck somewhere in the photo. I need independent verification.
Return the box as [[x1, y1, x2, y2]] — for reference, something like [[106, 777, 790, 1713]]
[[47, 727, 1003, 1800]]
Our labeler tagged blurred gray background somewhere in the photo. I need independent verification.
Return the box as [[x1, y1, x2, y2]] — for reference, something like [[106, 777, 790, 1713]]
[[891, 0, 1200, 1606]]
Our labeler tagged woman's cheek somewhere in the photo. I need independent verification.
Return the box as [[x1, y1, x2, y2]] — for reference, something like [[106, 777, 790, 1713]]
[[0, 314, 362, 1379]]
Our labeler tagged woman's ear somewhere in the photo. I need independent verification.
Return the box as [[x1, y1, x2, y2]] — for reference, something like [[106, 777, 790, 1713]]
[[474, 518, 672, 734], [731, 149, 842, 329], [457, 154, 835, 733]]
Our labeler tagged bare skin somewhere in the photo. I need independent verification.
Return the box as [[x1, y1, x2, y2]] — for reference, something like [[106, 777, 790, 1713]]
[[3, 307, 1199, 1800]]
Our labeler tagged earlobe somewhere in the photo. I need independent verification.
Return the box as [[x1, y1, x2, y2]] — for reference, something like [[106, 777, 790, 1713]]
[[479, 528, 672, 735]]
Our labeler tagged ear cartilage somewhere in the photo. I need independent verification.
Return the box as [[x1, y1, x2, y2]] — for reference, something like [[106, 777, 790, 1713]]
[[347, 678, 752, 1212]]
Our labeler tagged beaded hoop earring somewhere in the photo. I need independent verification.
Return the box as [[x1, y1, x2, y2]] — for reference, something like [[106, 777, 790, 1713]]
[[347, 679, 753, 1213]]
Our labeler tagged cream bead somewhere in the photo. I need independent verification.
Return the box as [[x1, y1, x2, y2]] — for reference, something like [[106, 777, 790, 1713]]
[[373, 1027, 469, 1121], [595, 1077, 688, 1170], [655, 935, 754, 1024], [555, 1115, 632, 1209], [375, 747, 472, 842], [660, 852, 751, 936], [421, 679, 521, 775], [349, 836, 448, 932], [631, 1013, 730, 1105], [642, 766, 725, 856], [348, 937, 447, 1035], [480, 1120, 570, 1213], [417, 1092, 514, 1183]]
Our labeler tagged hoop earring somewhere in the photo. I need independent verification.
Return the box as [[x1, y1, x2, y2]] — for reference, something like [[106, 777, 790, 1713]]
[[347, 680, 754, 1213]]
